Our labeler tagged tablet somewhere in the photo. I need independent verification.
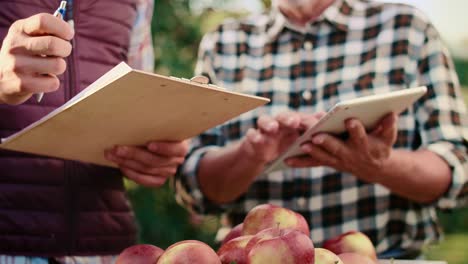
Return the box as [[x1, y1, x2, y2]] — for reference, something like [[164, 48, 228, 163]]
[[263, 86, 427, 174]]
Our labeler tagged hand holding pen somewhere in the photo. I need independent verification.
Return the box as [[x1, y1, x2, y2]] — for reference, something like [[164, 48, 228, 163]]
[[36, 1, 68, 102], [0, 1, 74, 105]]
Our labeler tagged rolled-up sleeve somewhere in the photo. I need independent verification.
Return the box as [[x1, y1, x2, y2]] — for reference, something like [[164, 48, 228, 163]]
[[428, 142, 468, 208], [415, 23, 468, 209]]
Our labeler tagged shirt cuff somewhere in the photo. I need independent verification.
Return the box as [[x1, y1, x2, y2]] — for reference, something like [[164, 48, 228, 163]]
[[427, 141, 468, 209], [177, 146, 225, 215]]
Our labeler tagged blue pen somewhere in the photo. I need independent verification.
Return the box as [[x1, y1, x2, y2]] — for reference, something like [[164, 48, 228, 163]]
[[36, 1, 68, 103]]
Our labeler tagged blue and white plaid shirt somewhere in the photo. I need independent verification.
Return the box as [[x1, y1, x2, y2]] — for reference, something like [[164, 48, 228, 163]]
[[176, 0, 468, 258]]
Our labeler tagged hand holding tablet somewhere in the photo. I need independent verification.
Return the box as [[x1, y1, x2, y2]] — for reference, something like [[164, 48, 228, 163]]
[[263, 86, 428, 174]]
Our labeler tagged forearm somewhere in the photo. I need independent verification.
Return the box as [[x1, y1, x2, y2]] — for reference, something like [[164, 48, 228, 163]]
[[376, 149, 452, 203], [197, 142, 267, 204]]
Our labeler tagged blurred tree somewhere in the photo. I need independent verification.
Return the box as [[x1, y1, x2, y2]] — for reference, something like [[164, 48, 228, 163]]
[[454, 58, 468, 87], [126, 181, 219, 248], [152, 0, 204, 77]]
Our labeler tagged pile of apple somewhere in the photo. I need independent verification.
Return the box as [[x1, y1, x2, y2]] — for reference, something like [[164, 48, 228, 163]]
[[116, 204, 379, 264]]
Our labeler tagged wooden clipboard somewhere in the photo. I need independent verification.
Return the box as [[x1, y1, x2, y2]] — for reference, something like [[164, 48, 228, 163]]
[[0, 62, 270, 167]]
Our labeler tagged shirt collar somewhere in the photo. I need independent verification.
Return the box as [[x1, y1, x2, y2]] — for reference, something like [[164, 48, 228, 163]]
[[266, 0, 356, 38]]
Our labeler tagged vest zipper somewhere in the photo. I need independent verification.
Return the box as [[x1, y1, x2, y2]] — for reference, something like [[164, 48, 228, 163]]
[[64, 0, 78, 254]]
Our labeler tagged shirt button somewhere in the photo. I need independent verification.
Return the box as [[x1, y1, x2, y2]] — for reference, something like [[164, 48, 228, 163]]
[[304, 41, 313, 50], [297, 198, 306, 208], [302, 90, 312, 101]]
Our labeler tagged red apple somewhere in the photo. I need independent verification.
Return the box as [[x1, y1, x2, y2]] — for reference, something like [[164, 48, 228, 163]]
[[116, 244, 164, 264], [157, 240, 221, 264], [242, 204, 310, 236], [217, 235, 254, 264], [323, 231, 377, 261], [221, 223, 244, 245], [244, 227, 282, 254], [315, 248, 343, 264], [246, 228, 315, 264], [338, 252, 377, 264]]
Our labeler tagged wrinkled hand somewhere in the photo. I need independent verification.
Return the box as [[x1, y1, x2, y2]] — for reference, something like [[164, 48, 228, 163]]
[[0, 14, 74, 105], [105, 140, 189, 188], [286, 113, 398, 183], [240, 111, 324, 164]]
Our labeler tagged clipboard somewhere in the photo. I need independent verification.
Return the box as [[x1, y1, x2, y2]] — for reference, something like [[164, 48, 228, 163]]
[[263, 86, 427, 174], [0, 62, 270, 167]]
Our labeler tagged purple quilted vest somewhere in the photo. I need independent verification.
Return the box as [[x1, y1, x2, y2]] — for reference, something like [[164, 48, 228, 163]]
[[0, 0, 139, 256]]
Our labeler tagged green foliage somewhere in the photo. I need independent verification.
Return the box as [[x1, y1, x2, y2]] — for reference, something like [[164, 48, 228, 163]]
[[454, 58, 468, 86], [424, 209, 468, 263], [126, 181, 219, 248], [152, 0, 204, 77], [438, 209, 468, 234], [424, 234, 468, 263]]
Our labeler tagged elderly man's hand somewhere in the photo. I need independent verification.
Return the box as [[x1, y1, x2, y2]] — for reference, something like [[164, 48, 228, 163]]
[[240, 111, 324, 164], [286, 113, 398, 183], [105, 140, 189, 188]]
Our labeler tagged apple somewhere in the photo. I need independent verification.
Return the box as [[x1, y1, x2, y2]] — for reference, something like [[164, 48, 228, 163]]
[[221, 223, 244, 245], [244, 227, 282, 254], [116, 244, 164, 264], [246, 228, 315, 264], [323, 231, 377, 261], [315, 248, 343, 264], [217, 235, 254, 264], [242, 204, 310, 236], [338, 252, 377, 264], [157, 240, 221, 264]]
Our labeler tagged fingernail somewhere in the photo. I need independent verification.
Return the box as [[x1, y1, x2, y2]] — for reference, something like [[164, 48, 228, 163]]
[[286, 117, 296, 126], [148, 143, 158, 151], [266, 122, 278, 132], [313, 136, 324, 144], [302, 144, 312, 152], [116, 146, 127, 157], [104, 151, 114, 161], [253, 134, 262, 143]]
